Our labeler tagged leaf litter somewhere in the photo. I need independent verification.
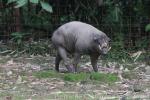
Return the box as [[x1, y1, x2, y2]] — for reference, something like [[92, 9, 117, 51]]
[[0, 55, 149, 100]]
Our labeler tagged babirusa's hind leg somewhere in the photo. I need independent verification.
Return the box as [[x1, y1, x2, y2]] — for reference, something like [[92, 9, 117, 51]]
[[58, 47, 73, 72]]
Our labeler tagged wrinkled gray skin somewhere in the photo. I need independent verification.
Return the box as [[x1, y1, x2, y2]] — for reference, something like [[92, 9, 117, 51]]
[[52, 21, 111, 72]]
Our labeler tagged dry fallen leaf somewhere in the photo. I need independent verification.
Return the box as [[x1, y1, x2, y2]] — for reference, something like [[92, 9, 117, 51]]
[[7, 59, 14, 65], [16, 75, 22, 84]]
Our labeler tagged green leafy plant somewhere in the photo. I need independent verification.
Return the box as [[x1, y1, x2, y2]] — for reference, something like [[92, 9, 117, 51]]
[[103, 48, 132, 63], [2, 0, 150, 56], [30, 0, 39, 4], [135, 37, 149, 49], [40, 1, 52, 13], [11, 32, 30, 45], [24, 40, 52, 55], [7, 0, 53, 13], [145, 24, 150, 32]]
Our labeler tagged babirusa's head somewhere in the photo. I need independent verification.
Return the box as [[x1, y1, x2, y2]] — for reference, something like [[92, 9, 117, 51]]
[[93, 34, 111, 54]]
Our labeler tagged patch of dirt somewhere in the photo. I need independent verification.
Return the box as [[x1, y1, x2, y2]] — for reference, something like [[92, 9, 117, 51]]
[[0, 55, 150, 100]]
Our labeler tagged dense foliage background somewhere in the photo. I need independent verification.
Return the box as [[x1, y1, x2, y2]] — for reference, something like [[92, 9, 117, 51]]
[[0, 0, 150, 54]]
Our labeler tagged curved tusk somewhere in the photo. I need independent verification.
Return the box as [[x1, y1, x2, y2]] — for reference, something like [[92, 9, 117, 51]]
[[99, 45, 102, 50], [108, 47, 111, 51]]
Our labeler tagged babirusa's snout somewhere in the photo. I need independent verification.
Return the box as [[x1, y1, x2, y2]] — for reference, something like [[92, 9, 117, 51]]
[[102, 42, 107, 47], [98, 44, 111, 54]]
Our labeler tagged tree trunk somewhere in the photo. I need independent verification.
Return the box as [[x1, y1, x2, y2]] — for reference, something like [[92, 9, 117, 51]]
[[13, 8, 21, 32]]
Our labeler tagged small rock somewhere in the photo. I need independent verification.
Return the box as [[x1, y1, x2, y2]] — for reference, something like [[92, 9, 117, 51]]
[[7, 59, 13, 65], [133, 88, 142, 92], [31, 65, 41, 71], [3, 84, 11, 89], [26, 99, 32, 100], [120, 65, 124, 70], [122, 84, 130, 89], [49, 86, 56, 90], [85, 62, 91, 66], [145, 66, 150, 75], [57, 81, 65, 86], [139, 66, 146, 72], [12, 86, 17, 90], [132, 83, 143, 92], [31, 81, 41, 85], [120, 96, 127, 100], [5, 96, 12, 100], [7, 71, 13, 76], [124, 68, 129, 72]]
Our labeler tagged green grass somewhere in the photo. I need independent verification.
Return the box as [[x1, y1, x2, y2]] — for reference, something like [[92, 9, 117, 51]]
[[90, 72, 119, 83], [63, 73, 89, 82], [33, 70, 61, 78], [33, 70, 119, 83]]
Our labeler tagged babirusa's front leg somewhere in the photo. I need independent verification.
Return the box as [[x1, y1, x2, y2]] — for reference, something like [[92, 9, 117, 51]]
[[90, 54, 99, 72], [55, 52, 62, 72]]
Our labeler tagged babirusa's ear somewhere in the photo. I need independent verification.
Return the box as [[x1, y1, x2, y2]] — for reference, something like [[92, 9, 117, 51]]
[[107, 37, 111, 42]]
